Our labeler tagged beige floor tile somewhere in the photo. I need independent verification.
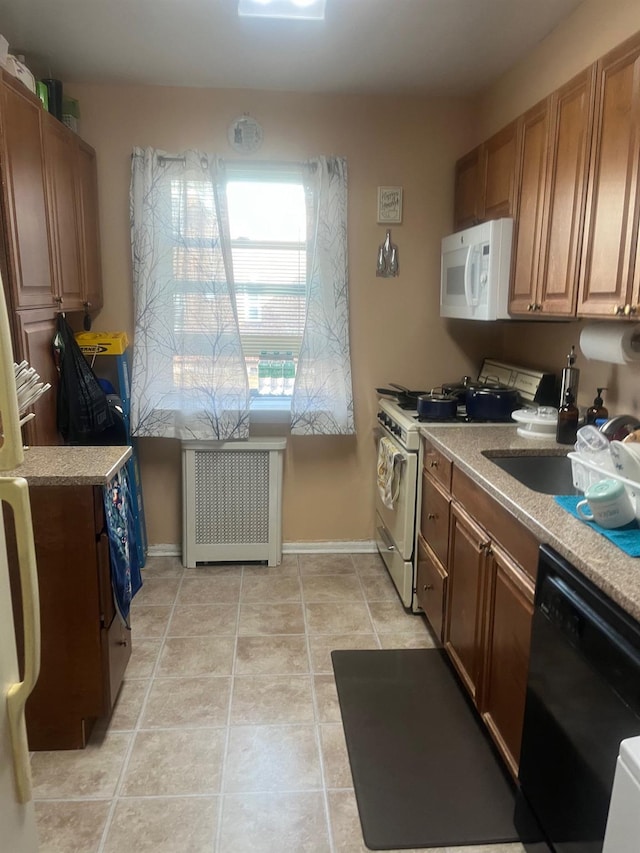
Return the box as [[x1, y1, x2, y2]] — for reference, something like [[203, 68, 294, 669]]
[[378, 630, 440, 649], [319, 723, 353, 789], [219, 791, 330, 852], [305, 602, 373, 634], [133, 577, 181, 606], [103, 796, 218, 853], [326, 789, 369, 853], [299, 554, 355, 575], [98, 678, 149, 732], [35, 799, 111, 853], [140, 676, 232, 728], [368, 600, 433, 636], [314, 674, 342, 723], [178, 575, 242, 604], [240, 574, 302, 603], [132, 605, 172, 638], [351, 553, 387, 575], [308, 633, 380, 673], [126, 638, 162, 678], [230, 675, 315, 724], [301, 574, 365, 602], [31, 732, 131, 799], [121, 727, 225, 796], [184, 563, 243, 576], [238, 602, 305, 635], [157, 635, 235, 677], [243, 554, 299, 576], [235, 634, 309, 675], [224, 724, 322, 792], [168, 603, 239, 636], [361, 572, 400, 601], [141, 555, 184, 577]]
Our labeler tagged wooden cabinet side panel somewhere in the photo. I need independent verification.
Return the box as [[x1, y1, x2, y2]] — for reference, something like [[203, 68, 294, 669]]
[[578, 38, 640, 315], [539, 67, 595, 315], [480, 546, 535, 778], [0, 76, 55, 309], [454, 147, 482, 231], [509, 101, 550, 314]]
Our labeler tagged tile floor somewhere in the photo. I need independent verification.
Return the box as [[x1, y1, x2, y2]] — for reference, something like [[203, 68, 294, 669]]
[[31, 552, 526, 853]]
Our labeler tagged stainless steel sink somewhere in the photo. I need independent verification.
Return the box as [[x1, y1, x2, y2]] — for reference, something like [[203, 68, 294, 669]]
[[481, 452, 577, 495]]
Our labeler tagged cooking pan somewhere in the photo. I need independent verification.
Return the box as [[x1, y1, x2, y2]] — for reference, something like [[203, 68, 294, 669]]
[[465, 384, 520, 421], [417, 390, 458, 420], [377, 383, 427, 408]]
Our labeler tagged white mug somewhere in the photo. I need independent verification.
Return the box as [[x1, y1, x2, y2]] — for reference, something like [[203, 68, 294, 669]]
[[576, 479, 636, 529]]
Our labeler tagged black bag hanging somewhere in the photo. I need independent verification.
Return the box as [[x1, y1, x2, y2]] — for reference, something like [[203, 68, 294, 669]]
[[54, 314, 115, 444]]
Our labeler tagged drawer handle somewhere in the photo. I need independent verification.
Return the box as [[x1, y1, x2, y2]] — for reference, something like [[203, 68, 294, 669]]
[[423, 583, 434, 591], [427, 512, 437, 520]]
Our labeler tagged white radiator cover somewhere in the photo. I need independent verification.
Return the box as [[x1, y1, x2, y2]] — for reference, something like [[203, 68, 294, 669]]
[[182, 438, 286, 567]]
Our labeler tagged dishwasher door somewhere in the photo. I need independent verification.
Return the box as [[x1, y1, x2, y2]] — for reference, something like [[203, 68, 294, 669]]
[[516, 545, 640, 853]]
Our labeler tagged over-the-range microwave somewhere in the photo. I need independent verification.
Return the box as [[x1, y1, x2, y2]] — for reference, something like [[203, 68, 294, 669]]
[[440, 218, 513, 321]]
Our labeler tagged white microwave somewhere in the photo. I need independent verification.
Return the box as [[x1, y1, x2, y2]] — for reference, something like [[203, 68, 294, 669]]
[[440, 218, 513, 321]]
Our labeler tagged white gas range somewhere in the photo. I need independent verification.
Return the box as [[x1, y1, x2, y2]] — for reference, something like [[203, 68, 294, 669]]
[[374, 360, 557, 612]]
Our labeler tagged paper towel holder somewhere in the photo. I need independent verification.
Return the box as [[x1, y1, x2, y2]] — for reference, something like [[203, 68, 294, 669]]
[[579, 322, 640, 364]]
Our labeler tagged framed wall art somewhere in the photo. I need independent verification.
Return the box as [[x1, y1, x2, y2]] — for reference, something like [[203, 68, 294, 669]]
[[377, 186, 403, 224]]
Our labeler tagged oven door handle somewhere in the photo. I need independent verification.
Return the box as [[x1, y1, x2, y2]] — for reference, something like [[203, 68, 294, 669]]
[[377, 525, 396, 551]]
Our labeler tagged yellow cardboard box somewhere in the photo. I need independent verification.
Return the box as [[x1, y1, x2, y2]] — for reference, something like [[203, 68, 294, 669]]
[[75, 331, 129, 356]]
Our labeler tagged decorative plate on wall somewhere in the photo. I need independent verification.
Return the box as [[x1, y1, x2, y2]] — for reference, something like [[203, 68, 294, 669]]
[[227, 115, 264, 154]]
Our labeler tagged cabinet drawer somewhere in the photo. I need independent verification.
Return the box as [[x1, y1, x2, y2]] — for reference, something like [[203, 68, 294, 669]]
[[422, 438, 452, 491], [452, 467, 538, 580], [416, 534, 447, 639], [420, 472, 451, 566]]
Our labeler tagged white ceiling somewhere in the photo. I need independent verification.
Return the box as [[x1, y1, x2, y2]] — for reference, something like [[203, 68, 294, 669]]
[[0, 0, 585, 96]]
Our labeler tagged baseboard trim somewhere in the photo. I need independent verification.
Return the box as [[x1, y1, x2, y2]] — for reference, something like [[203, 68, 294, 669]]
[[147, 540, 378, 558]]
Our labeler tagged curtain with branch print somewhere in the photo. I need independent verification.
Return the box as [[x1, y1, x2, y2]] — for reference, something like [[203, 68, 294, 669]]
[[291, 156, 354, 435], [129, 148, 250, 440]]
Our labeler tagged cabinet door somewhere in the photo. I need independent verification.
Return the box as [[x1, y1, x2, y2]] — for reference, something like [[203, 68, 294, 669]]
[[578, 35, 640, 317], [14, 307, 61, 446], [509, 100, 550, 315], [416, 533, 447, 640], [454, 146, 482, 231], [420, 471, 450, 567], [538, 68, 595, 316], [75, 139, 104, 312], [480, 545, 534, 779], [481, 120, 519, 222], [0, 74, 55, 309], [444, 502, 489, 700], [43, 118, 83, 311]]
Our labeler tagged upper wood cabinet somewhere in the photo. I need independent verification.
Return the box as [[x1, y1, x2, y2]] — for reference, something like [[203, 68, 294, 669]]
[[510, 68, 595, 317], [0, 73, 55, 310], [453, 121, 519, 231], [578, 35, 640, 318]]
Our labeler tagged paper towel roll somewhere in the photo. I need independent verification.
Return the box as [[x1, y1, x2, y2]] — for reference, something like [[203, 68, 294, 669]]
[[579, 323, 640, 364]]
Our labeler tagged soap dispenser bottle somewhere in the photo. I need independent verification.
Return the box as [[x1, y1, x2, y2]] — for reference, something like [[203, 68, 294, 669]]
[[560, 345, 580, 405], [585, 388, 609, 426], [556, 388, 579, 445]]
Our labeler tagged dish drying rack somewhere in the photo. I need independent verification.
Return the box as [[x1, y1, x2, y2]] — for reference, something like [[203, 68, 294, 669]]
[[14, 360, 51, 427]]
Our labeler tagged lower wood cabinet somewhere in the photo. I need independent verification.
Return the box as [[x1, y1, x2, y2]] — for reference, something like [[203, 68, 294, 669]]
[[480, 543, 535, 778], [416, 533, 447, 639], [6, 482, 131, 750]]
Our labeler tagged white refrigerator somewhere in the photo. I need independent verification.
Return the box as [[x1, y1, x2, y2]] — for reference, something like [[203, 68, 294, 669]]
[[0, 279, 41, 851]]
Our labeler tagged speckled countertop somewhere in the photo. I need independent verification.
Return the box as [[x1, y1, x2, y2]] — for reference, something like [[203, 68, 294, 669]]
[[420, 424, 640, 622], [1, 445, 132, 486]]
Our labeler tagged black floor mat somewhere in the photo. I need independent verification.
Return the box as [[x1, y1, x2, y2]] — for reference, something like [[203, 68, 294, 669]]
[[331, 648, 520, 850]]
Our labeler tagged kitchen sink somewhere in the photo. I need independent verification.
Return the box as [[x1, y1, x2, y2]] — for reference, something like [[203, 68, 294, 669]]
[[482, 452, 577, 495]]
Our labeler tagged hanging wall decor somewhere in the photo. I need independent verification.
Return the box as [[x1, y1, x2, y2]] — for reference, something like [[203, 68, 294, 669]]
[[376, 229, 399, 277], [377, 186, 403, 224]]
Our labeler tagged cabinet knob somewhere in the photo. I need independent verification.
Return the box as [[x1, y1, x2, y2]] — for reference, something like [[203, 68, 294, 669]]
[[614, 305, 625, 315], [427, 512, 437, 520], [83, 300, 92, 309], [624, 304, 637, 316], [535, 303, 543, 312], [423, 583, 434, 591], [527, 303, 535, 311], [429, 459, 438, 468], [54, 295, 63, 304], [117, 640, 128, 647]]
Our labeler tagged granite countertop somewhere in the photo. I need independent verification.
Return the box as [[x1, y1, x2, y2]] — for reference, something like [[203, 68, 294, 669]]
[[420, 424, 640, 622], [1, 445, 132, 486]]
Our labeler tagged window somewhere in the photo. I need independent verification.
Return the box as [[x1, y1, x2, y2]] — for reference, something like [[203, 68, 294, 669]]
[[225, 164, 307, 407]]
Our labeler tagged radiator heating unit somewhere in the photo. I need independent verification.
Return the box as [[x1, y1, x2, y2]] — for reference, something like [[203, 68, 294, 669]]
[[182, 438, 286, 567]]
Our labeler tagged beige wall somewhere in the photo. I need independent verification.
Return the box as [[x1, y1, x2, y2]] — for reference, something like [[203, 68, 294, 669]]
[[69, 84, 491, 547], [473, 0, 640, 420]]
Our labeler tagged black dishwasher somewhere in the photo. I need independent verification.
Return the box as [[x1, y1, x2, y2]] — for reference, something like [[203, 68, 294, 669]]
[[516, 545, 640, 853]]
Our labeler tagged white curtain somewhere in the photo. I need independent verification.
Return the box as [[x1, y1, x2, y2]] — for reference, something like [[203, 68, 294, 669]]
[[291, 156, 355, 435], [129, 148, 250, 440]]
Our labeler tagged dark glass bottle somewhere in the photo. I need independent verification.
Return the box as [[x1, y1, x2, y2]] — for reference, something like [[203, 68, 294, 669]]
[[556, 389, 579, 445], [585, 388, 609, 426]]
